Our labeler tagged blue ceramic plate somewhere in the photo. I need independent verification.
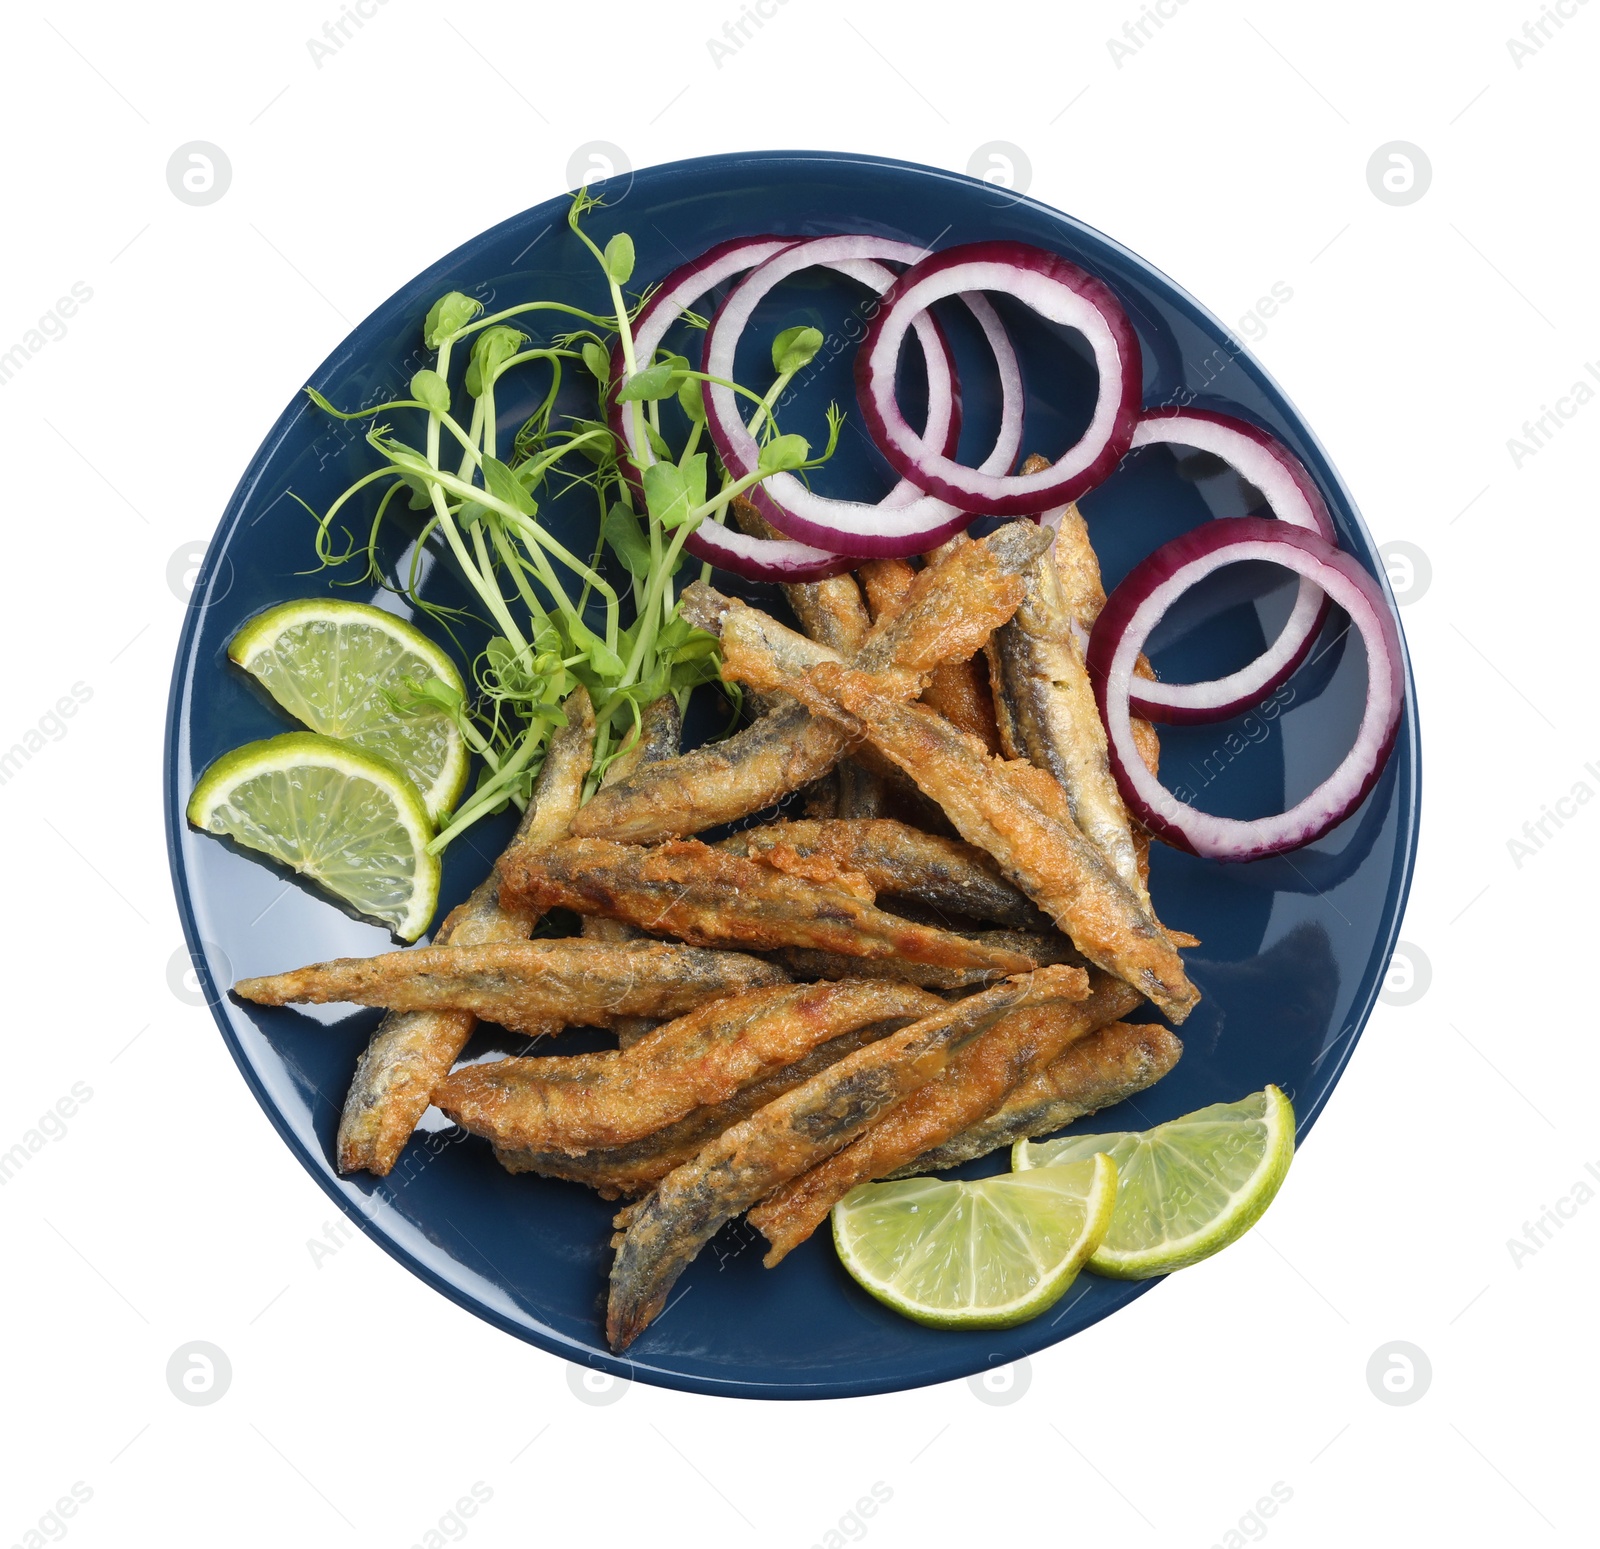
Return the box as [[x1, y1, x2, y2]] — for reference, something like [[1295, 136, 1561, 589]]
[[165, 150, 1419, 1399]]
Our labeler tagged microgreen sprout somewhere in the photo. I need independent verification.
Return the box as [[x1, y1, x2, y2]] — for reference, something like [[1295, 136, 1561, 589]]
[[296, 193, 841, 849]]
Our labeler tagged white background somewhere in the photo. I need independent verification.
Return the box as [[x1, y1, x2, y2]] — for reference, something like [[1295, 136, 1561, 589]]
[[1, 0, 1595, 1544]]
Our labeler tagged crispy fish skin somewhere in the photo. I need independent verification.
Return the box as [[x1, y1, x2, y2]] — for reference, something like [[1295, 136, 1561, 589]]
[[572, 523, 1053, 843], [434, 980, 942, 1154], [987, 529, 1147, 901], [494, 1016, 906, 1198], [749, 972, 1131, 1262], [334, 687, 595, 1176], [718, 818, 1048, 930], [500, 837, 1040, 975], [604, 966, 1085, 1349], [235, 938, 789, 1034], [892, 1017, 1183, 1172], [779, 664, 1199, 1022]]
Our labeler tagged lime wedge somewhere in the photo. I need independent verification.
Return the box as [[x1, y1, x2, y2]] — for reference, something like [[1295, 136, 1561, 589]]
[[228, 599, 468, 820], [1014, 1086, 1294, 1279], [187, 732, 440, 940], [832, 1153, 1118, 1328]]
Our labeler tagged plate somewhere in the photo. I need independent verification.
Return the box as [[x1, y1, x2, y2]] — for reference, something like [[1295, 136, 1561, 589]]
[[164, 149, 1419, 1399]]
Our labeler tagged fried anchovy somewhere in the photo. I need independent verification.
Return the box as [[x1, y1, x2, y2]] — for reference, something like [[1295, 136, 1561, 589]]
[[500, 837, 1039, 975], [770, 664, 1199, 1022], [987, 522, 1147, 901], [891, 1017, 1183, 1171], [434, 980, 941, 1154], [719, 818, 1048, 929], [334, 687, 596, 1175], [604, 966, 1084, 1349], [751, 972, 1133, 1261], [1048, 485, 1163, 807], [494, 1016, 905, 1198], [234, 938, 788, 1034], [778, 929, 1079, 991], [571, 523, 1052, 843]]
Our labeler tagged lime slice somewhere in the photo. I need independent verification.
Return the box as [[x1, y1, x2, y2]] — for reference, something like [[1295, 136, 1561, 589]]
[[832, 1153, 1117, 1328], [228, 599, 468, 820], [187, 732, 440, 940], [1014, 1086, 1295, 1279]]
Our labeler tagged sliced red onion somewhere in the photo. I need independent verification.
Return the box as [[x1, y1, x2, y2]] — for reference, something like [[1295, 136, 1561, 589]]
[[1122, 409, 1338, 723], [1088, 518, 1403, 861], [702, 235, 1021, 558], [856, 240, 1141, 516], [680, 519, 855, 582], [605, 236, 844, 583], [608, 233, 793, 493]]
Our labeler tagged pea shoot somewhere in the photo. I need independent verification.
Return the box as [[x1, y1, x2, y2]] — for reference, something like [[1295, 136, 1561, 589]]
[[299, 192, 835, 851]]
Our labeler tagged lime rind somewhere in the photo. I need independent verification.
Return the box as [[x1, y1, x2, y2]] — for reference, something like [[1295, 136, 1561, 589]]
[[186, 731, 440, 940], [832, 1152, 1118, 1329], [1013, 1086, 1295, 1279], [227, 599, 468, 820]]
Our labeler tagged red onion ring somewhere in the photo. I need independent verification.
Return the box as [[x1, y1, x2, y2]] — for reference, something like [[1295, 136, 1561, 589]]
[[856, 240, 1141, 516], [1121, 409, 1338, 723], [1088, 518, 1403, 861], [702, 235, 1022, 558], [605, 235, 856, 581]]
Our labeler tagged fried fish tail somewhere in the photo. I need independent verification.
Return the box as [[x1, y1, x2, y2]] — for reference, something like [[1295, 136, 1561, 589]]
[[894, 1018, 1183, 1171], [335, 686, 595, 1175], [604, 966, 1083, 1350], [749, 972, 1133, 1263]]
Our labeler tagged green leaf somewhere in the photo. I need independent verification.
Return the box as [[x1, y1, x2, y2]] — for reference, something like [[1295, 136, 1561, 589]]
[[757, 433, 811, 475], [772, 325, 824, 375], [410, 369, 451, 417], [424, 292, 482, 347], [481, 455, 538, 517], [676, 374, 707, 424], [616, 362, 681, 403], [642, 454, 707, 530], [582, 341, 610, 383], [644, 421, 673, 462], [603, 232, 635, 286], [465, 326, 528, 397], [567, 614, 624, 677], [601, 502, 652, 579]]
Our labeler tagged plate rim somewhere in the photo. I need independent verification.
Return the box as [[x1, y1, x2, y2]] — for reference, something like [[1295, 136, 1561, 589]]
[[163, 146, 1421, 1400]]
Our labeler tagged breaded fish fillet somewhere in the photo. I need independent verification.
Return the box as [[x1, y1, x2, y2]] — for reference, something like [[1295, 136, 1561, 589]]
[[891, 1017, 1184, 1171], [571, 522, 1052, 843], [234, 938, 788, 1034], [604, 965, 1088, 1349], [775, 664, 1199, 1022], [499, 837, 1042, 975], [435, 980, 941, 1154], [333, 686, 595, 1176], [749, 973, 1141, 1261]]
